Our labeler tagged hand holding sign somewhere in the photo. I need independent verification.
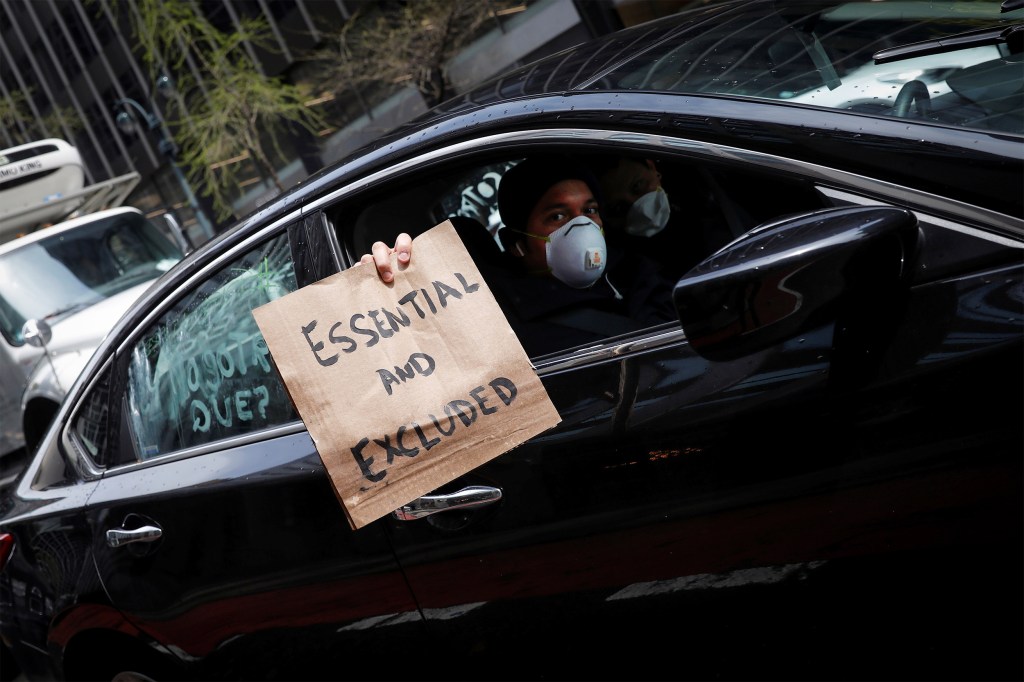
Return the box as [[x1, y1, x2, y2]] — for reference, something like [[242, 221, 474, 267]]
[[360, 232, 412, 283], [252, 221, 561, 529]]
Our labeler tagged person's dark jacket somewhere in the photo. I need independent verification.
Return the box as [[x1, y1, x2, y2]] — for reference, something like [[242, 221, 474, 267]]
[[485, 248, 676, 357]]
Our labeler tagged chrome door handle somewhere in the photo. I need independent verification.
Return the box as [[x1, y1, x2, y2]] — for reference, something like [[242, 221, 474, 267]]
[[106, 524, 163, 548], [392, 485, 502, 521]]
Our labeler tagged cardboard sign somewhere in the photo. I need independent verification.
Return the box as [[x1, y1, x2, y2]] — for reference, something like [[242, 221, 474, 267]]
[[252, 220, 561, 529]]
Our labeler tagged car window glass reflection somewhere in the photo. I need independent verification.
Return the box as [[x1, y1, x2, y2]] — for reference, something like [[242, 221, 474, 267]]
[[599, 3, 1023, 135], [0, 212, 182, 345], [120, 234, 299, 461]]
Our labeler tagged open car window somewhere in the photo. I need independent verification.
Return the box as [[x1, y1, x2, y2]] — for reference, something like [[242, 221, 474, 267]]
[[333, 149, 830, 360]]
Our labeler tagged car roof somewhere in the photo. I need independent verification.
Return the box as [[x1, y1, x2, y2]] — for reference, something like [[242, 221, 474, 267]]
[[384, 2, 723, 133]]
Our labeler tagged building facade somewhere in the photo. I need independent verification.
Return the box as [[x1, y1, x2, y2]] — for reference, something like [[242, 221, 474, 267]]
[[0, 0, 688, 243]]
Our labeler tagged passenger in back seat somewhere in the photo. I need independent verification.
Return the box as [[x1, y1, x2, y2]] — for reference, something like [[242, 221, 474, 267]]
[[587, 154, 733, 281]]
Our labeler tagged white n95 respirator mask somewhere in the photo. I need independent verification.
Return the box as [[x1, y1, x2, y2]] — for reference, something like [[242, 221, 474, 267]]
[[625, 186, 671, 237], [540, 216, 607, 288]]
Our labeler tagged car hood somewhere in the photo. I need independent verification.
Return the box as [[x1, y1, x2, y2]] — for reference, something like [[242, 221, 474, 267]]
[[47, 280, 157, 355]]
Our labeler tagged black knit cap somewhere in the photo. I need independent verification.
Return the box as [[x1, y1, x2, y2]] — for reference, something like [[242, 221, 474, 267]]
[[497, 155, 603, 233]]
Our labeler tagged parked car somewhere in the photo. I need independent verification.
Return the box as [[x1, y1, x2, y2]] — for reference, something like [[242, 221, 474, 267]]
[[0, 206, 187, 464], [1, 1, 1021, 680]]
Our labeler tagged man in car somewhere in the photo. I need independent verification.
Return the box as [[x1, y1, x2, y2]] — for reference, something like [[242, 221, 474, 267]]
[[362, 155, 675, 356]]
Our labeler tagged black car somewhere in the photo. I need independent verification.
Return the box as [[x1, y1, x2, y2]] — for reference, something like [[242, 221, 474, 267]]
[[1, 1, 1021, 680]]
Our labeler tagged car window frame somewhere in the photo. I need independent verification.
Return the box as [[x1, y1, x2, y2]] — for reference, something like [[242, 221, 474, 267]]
[[310, 126, 1022, 363], [57, 217, 315, 477], [310, 128, 1023, 258]]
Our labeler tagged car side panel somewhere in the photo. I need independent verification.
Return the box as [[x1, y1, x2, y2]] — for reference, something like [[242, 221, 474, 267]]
[[87, 431, 426, 680], [384, 228, 1023, 679], [0, 478, 100, 680]]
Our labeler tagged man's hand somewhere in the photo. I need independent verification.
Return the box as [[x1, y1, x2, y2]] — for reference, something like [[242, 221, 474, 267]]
[[358, 233, 412, 283]]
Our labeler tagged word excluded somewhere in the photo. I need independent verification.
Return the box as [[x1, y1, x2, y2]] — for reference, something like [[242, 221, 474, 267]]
[[351, 376, 518, 484]]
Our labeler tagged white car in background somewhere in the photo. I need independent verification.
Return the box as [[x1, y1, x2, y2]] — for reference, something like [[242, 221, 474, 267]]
[[0, 206, 186, 460]]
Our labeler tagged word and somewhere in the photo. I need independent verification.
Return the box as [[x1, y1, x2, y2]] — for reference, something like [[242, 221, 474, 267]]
[[350, 376, 518, 483], [301, 272, 479, 366], [377, 352, 436, 396]]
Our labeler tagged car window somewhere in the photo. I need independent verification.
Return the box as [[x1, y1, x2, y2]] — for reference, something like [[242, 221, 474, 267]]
[[73, 233, 300, 466], [336, 151, 829, 359], [0, 211, 182, 345], [68, 357, 118, 474], [597, 1, 1024, 135]]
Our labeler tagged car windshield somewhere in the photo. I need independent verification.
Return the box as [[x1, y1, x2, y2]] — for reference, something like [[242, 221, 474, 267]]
[[0, 212, 182, 345], [594, 0, 1023, 135]]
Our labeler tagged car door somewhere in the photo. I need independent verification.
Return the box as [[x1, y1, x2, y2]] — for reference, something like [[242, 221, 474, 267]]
[[332, 142, 1023, 680], [80, 223, 429, 680]]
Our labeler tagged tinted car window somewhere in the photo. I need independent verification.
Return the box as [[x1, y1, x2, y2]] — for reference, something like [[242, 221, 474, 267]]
[[595, 1, 1024, 134], [100, 234, 299, 463], [70, 359, 118, 471]]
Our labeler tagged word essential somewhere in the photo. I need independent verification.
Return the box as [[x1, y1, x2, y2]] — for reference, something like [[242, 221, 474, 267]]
[[301, 272, 480, 366]]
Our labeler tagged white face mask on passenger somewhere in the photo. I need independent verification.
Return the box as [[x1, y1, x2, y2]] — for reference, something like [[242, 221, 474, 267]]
[[535, 217, 607, 288], [625, 186, 671, 237]]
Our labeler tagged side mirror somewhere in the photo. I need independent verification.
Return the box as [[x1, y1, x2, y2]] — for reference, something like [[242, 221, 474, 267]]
[[673, 206, 919, 362], [161, 212, 194, 255], [22, 318, 53, 348]]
